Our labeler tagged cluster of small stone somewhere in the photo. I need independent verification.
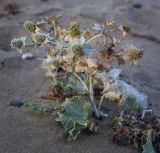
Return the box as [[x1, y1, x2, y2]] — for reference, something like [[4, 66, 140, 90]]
[[24, 21, 36, 33], [128, 49, 143, 60], [69, 21, 81, 37]]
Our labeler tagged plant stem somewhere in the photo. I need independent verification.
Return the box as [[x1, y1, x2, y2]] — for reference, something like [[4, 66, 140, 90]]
[[72, 72, 89, 92], [25, 44, 35, 48], [47, 41, 61, 47], [98, 94, 105, 111], [69, 70, 100, 117], [88, 74, 99, 116], [86, 33, 102, 43], [53, 21, 57, 37]]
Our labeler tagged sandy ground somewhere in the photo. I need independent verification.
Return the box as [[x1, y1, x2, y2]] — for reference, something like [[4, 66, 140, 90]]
[[0, 0, 160, 152]]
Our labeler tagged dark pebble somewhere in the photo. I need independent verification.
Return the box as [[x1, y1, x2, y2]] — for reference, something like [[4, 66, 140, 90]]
[[9, 100, 24, 107], [133, 3, 143, 9]]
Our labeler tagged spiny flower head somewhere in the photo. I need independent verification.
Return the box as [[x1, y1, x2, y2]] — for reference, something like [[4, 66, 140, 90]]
[[33, 33, 46, 44], [69, 21, 81, 37], [11, 37, 26, 51], [128, 49, 143, 60], [71, 45, 83, 56], [24, 20, 36, 33]]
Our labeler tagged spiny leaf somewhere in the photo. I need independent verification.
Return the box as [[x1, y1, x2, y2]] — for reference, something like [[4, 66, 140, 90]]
[[24, 102, 44, 113], [52, 73, 87, 95], [55, 96, 93, 141]]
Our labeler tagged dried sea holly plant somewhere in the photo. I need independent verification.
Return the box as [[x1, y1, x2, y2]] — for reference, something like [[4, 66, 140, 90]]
[[11, 15, 143, 141]]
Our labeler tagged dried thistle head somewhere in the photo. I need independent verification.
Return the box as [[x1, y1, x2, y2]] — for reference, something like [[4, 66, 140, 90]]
[[71, 45, 83, 56], [69, 21, 81, 37], [11, 37, 26, 51], [33, 33, 46, 44], [24, 21, 36, 33], [128, 49, 143, 60]]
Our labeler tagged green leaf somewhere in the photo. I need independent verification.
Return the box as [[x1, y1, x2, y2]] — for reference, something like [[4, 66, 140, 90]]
[[112, 117, 123, 129], [142, 129, 156, 153], [125, 96, 141, 112], [24, 102, 44, 113], [55, 96, 93, 141], [52, 73, 87, 95]]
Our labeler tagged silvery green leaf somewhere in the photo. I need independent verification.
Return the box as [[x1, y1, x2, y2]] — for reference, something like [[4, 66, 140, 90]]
[[92, 23, 103, 31], [70, 37, 86, 46], [20, 36, 27, 42], [18, 36, 27, 47], [83, 44, 94, 55], [55, 96, 93, 141]]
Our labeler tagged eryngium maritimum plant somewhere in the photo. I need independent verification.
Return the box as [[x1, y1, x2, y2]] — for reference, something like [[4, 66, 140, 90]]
[[11, 15, 143, 140]]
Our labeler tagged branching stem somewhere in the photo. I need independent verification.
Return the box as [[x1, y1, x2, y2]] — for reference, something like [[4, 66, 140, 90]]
[[47, 40, 62, 47], [98, 94, 105, 111], [86, 33, 102, 43], [72, 72, 89, 92], [53, 21, 57, 37], [88, 74, 99, 116]]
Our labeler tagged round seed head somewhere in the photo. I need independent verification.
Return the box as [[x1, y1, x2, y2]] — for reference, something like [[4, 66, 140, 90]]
[[72, 45, 83, 56], [128, 49, 143, 60], [24, 21, 36, 33], [33, 33, 46, 44], [11, 38, 24, 50], [69, 21, 81, 37]]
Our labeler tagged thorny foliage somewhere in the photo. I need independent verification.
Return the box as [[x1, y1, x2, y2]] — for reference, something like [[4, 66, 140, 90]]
[[11, 15, 144, 141], [54, 96, 97, 141]]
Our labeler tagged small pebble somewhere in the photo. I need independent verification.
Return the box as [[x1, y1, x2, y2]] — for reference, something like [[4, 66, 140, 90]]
[[0, 59, 5, 68], [21, 52, 34, 59], [133, 3, 143, 9], [9, 100, 24, 107]]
